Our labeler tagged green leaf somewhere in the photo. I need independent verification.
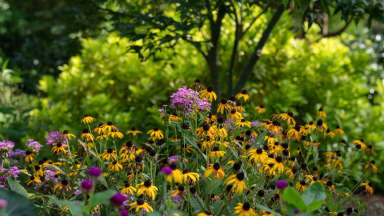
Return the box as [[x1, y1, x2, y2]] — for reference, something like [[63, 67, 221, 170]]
[[306, 200, 324, 212], [147, 212, 162, 216], [50, 197, 84, 216], [7, 178, 30, 198], [0, 189, 37, 216], [282, 187, 307, 211], [302, 182, 326, 205], [88, 189, 116, 209]]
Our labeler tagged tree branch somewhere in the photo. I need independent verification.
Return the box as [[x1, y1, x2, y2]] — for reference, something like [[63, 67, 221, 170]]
[[322, 19, 352, 38], [234, 5, 285, 93], [241, 7, 268, 38]]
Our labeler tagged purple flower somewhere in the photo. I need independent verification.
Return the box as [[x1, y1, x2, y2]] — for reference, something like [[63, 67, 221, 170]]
[[81, 179, 93, 191], [7, 166, 20, 178], [170, 87, 211, 113], [160, 166, 173, 175], [0, 199, 7, 208], [8, 149, 26, 158], [251, 120, 261, 127], [0, 140, 15, 151], [111, 193, 127, 206], [168, 155, 181, 164], [276, 179, 288, 189], [119, 208, 129, 216], [88, 166, 102, 177], [44, 169, 57, 181], [46, 131, 67, 146], [26, 139, 42, 152]]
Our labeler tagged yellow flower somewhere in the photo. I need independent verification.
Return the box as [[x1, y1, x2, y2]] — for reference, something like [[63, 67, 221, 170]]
[[229, 109, 243, 121], [208, 147, 225, 158], [200, 87, 217, 102], [53, 179, 70, 192], [165, 166, 184, 184], [183, 170, 200, 184], [81, 115, 95, 124], [102, 148, 117, 161], [295, 180, 307, 192], [168, 114, 182, 122], [197, 211, 214, 216], [217, 99, 231, 114], [364, 160, 378, 173], [352, 139, 367, 151], [224, 172, 247, 194], [147, 128, 164, 141], [51, 143, 67, 154], [81, 129, 94, 142], [236, 119, 251, 128], [27, 175, 42, 186], [109, 128, 124, 139], [62, 130, 76, 139], [129, 199, 154, 213], [25, 150, 35, 163], [234, 202, 257, 216], [247, 148, 268, 165], [94, 123, 105, 135], [108, 161, 123, 172], [287, 127, 301, 141], [235, 90, 250, 102], [260, 211, 273, 216], [256, 105, 266, 114], [121, 182, 136, 195], [136, 180, 158, 200], [204, 163, 225, 179], [317, 107, 327, 118], [361, 181, 374, 195], [127, 127, 142, 136]]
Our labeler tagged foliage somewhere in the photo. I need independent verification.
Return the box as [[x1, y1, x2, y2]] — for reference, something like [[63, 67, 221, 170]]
[[27, 33, 203, 139], [0, 58, 33, 141], [0, 0, 103, 93], [0, 86, 376, 215], [101, 0, 384, 96]]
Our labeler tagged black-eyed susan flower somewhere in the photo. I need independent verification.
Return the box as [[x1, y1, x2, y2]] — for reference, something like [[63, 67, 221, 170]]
[[364, 160, 378, 173], [93, 123, 105, 135], [197, 211, 214, 216], [81, 129, 94, 142], [27, 175, 42, 186], [295, 180, 307, 192], [25, 150, 35, 163], [51, 143, 67, 154], [217, 99, 231, 114], [183, 170, 200, 184], [248, 148, 268, 165], [260, 211, 274, 216], [224, 172, 247, 194], [317, 107, 327, 118], [165, 163, 184, 184], [121, 181, 136, 195], [256, 105, 266, 114], [204, 163, 225, 179], [53, 179, 70, 193], [170, 185, 185, 202], [229, 109, 243, 121], [147, 128, 164, 141], [62, 130, 76, 140], [235, 90, 250, 102], [101, 148, 117, 161], [287, 126, 301, 141], [127, 127, 142, 136], [81, 115, 95, 124], [136, 180, 158, 200], [236, 119, 251, 128], [129, 199, 153, 213], [109, 128, 124, 139], [108, 160, 123, 172], [208, 146, 225, 158], [352, 139, 367, 151], [361, 181, 374, 195], [200, 87, 217, 102], [234, 202, 256, 216]]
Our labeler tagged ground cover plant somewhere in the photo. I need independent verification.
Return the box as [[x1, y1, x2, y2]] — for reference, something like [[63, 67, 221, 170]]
[[0, 84, 377, 215]]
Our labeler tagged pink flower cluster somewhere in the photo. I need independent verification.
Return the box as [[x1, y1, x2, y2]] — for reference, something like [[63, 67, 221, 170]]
[[170, 87, 211, 113]]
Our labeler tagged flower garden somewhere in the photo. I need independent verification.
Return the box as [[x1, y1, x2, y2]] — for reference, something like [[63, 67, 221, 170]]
[[0, 85, 378, 215]]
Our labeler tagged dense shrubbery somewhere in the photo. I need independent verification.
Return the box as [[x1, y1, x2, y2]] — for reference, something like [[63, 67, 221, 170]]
[[0, 86, 378, 215]]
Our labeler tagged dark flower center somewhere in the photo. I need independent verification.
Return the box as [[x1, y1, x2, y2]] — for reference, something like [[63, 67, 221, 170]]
[[242, 202, 250, 210], [213, 163, 220, 170], [236, 172, 245, 180], [144, 180, 152, 187]]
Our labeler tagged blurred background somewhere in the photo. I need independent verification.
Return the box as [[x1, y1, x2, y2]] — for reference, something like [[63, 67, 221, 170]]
[[0, 1, 384, 189]]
